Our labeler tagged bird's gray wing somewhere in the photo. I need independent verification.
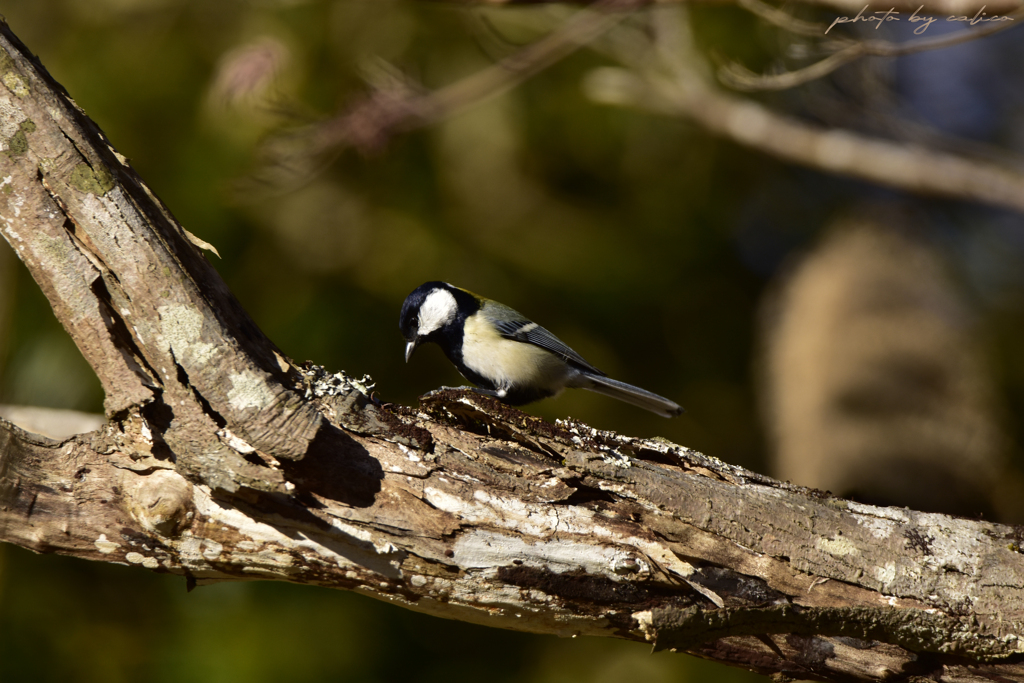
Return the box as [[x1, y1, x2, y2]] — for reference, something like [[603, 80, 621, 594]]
[[490, 310, 606, 376]]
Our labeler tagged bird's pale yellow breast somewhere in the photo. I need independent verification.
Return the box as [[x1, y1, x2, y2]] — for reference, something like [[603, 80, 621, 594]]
[[462, 314, 566, 390]]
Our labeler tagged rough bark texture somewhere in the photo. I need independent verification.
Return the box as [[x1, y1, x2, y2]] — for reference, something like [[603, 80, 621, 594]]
[[1, 16, 1024, 683]]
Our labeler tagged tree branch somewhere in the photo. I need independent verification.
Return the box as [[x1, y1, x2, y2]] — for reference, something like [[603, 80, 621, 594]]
[[258, 0, 624, 185], [0, 21, 320, 490], [719, 1, 1024, 92], [2, 15, 1024, 683], [583, 8, 1024, 214], [273, 3, 1024, 215]]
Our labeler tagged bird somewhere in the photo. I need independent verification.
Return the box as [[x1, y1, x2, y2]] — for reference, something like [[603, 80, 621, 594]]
[[399, 281, 683, 417]]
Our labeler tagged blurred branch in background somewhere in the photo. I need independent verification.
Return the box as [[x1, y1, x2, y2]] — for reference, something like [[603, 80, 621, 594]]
[[583, 6, 1024, 213], [208, 37, 291, 111], [254, 2, 1024, 215], [719, 0, 1024, 91], [253, 0, 626, 188]]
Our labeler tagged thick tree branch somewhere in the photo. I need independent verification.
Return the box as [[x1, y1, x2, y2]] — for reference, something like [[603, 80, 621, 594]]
[[0, 22, 319, 491], [3, 389, 1024, 681], [2, 16, 1024, 683]]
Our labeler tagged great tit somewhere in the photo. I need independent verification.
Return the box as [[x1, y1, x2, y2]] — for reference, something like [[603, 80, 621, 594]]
[[399, 281, 684, 417]]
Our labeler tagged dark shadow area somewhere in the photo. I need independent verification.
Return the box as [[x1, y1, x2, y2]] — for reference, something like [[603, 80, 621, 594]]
[[140, 398, 177, 462], [281, 423, 384, 509]]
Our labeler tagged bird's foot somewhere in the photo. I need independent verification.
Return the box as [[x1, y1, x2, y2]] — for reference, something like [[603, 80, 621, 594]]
[[420, 386, 481, 399], [419, 386, 506, 403]]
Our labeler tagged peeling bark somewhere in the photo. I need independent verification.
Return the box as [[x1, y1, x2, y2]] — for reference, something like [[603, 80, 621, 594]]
[[1, 16, 1024, 683]]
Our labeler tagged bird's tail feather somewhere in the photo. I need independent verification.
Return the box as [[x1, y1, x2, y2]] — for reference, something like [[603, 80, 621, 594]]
[[577, 375, 684, 418]]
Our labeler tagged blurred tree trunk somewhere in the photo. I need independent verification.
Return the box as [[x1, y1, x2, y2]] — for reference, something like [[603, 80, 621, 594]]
[[1, 17, 1024, 683], [761, 211, 1015, 520]]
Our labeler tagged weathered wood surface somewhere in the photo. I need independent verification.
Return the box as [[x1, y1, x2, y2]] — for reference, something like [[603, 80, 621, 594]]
[[1, 16, 1023, 683]]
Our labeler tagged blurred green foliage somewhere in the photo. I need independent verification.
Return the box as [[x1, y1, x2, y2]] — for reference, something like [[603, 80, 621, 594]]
[[1, 0, 1022, 680]]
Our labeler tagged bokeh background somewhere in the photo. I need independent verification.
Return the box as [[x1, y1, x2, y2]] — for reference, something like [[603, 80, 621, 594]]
[[1, 0, 1023, 681]]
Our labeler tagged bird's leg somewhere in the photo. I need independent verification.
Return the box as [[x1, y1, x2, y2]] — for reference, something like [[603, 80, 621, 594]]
[[468, 387, 504, 399]]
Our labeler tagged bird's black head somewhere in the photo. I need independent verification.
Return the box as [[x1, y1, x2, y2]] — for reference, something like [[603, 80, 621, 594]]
[[400, 281, 477, 362]]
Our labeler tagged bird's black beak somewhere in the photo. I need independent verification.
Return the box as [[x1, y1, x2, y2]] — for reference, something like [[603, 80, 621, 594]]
[[405, 338, 419, 363]]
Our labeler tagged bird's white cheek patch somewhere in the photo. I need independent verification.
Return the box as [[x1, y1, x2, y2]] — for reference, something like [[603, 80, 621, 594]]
[[418, 289, 458, 335]]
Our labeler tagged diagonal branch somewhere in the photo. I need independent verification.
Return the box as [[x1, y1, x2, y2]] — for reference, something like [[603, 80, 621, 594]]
[[0, 20, 320, 490]]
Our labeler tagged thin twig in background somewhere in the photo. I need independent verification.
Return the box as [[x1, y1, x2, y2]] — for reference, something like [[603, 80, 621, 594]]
[[720, 2, 1024, 91], [720, 44, 864, 91], [251, 0, 628, 189], [255, 0, 1024, 213], [585, 6, 1024, 214], [737, 0, 827, 36], [313, 0, 628, 155]]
